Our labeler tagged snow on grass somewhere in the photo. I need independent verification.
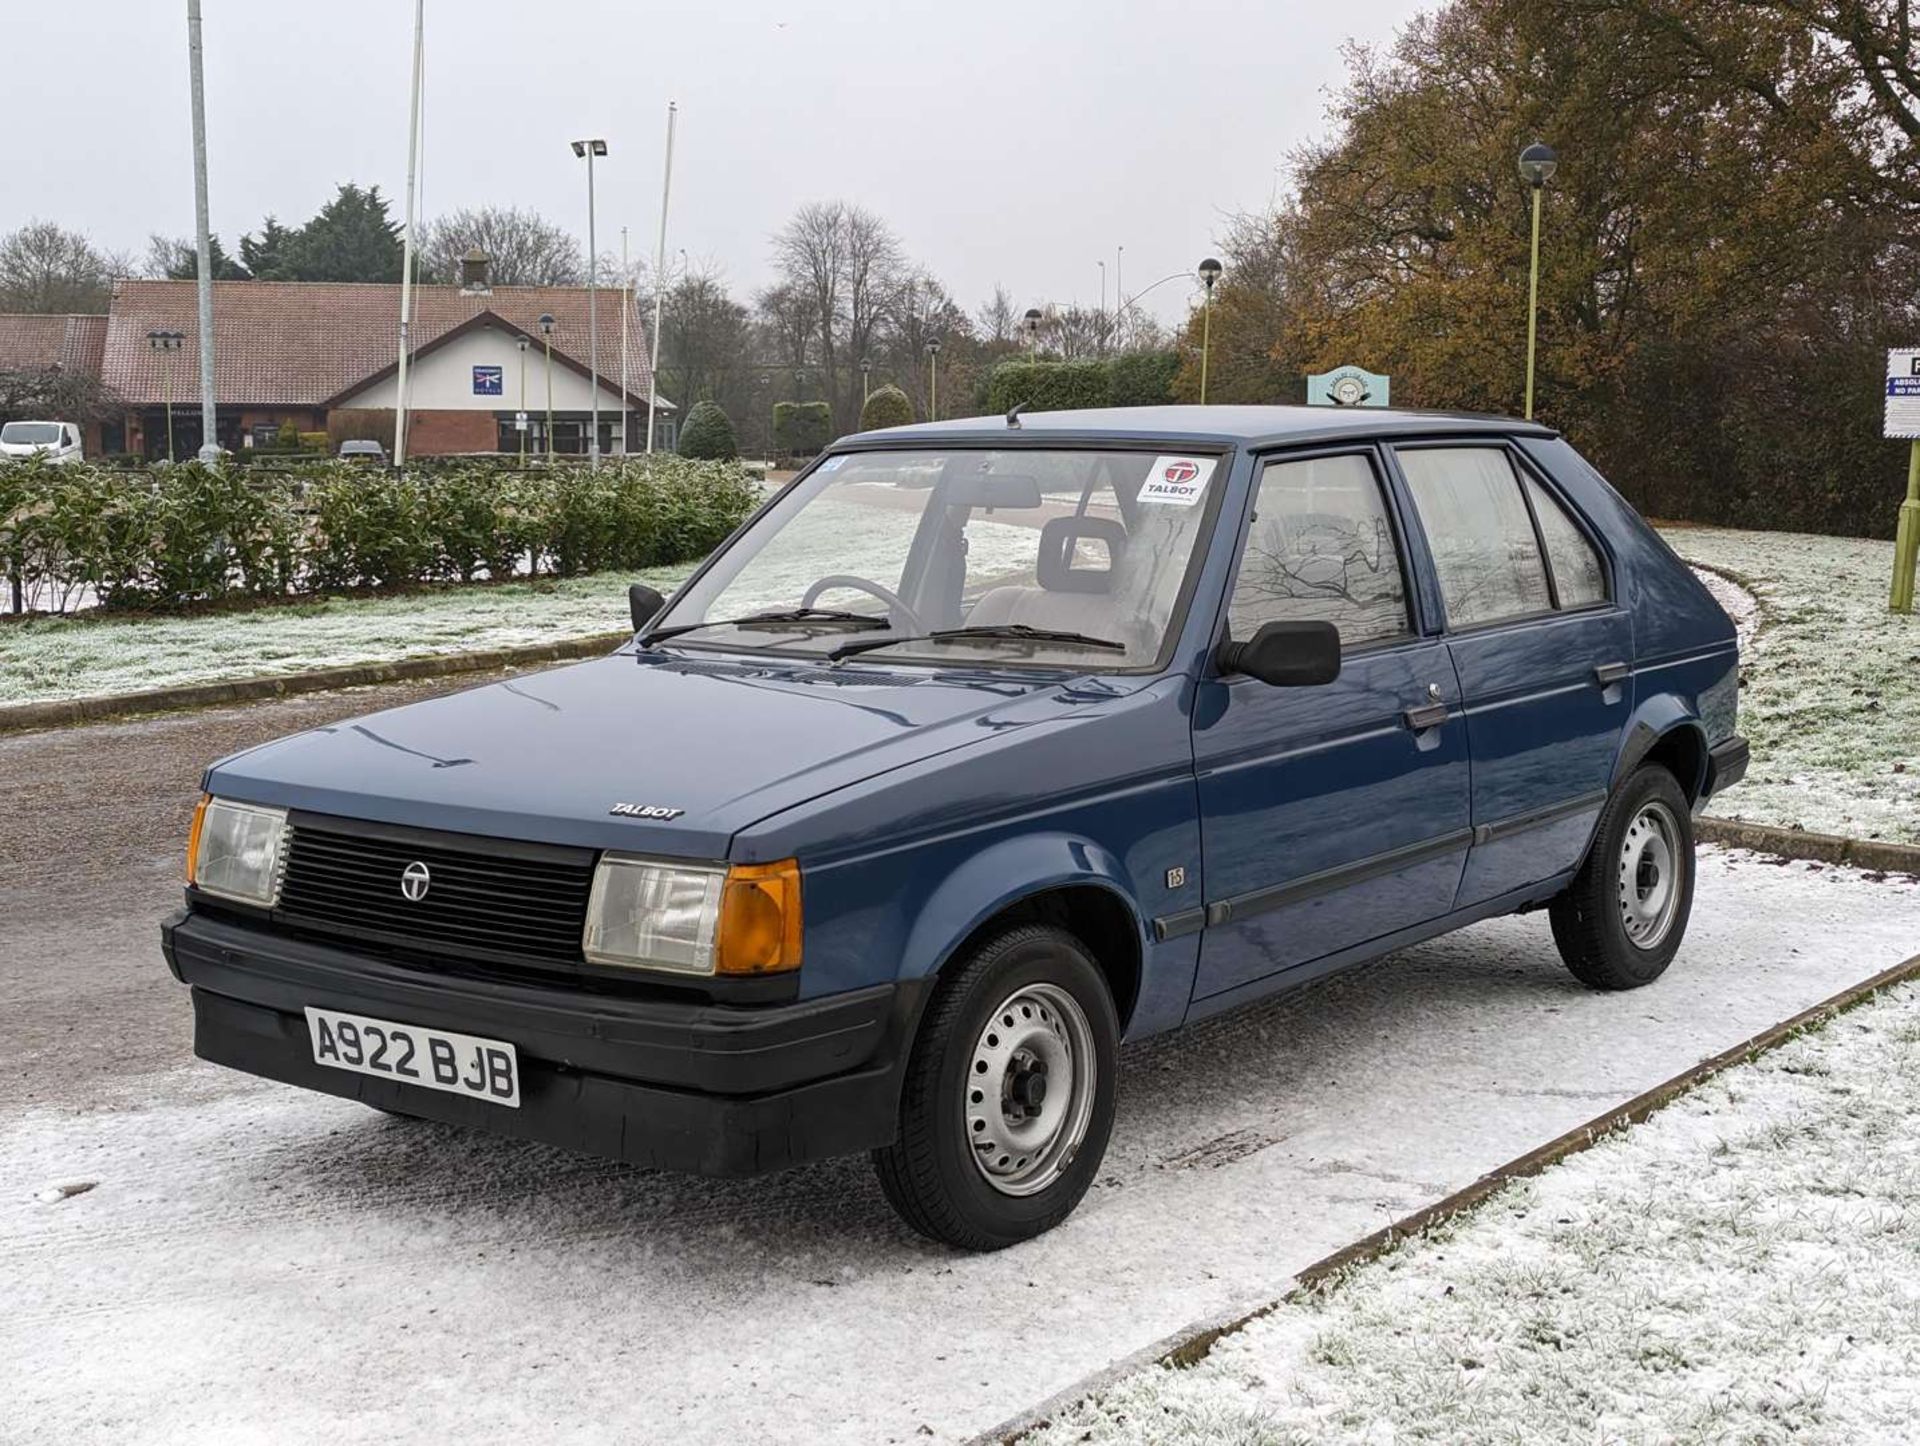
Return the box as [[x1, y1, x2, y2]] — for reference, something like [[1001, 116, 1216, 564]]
[[0, 510, 1039, 706], [1659, 525, 1920, 844], [1028, 976, 1920, 1445]]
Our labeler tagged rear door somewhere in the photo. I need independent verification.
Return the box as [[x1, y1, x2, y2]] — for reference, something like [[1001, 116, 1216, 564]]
[[1190, 446, 1472, 1003], [1391, 442, 1631, 907]]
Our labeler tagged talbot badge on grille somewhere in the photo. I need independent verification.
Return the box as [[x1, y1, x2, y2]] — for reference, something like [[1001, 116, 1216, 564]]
[[610, 803, 685, 820], [400, 860, 432, 902]]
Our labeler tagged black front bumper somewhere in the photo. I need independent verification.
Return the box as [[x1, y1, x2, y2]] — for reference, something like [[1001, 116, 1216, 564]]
[[163, 909, 926, 1177]]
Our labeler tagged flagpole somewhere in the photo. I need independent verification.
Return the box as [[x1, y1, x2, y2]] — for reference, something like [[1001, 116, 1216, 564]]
[[620, 226, 630, 458], [645, 100, 676, 454], [393, 0, 424, 466]]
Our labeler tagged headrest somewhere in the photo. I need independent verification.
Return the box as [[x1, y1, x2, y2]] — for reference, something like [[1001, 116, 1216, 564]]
[[1037, 515, 1128, 594]]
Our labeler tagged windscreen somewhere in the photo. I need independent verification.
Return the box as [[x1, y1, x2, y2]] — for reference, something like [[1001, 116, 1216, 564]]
[[1, 423, 62, 445], [654, 448, 1225, 669]]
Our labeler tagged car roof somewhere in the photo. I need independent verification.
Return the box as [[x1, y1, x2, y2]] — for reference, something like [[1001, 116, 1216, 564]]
[[836, 404, 1554, 452]]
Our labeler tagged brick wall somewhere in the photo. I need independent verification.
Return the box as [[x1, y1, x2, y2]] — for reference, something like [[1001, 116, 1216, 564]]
[[407, 409, 497, 455]]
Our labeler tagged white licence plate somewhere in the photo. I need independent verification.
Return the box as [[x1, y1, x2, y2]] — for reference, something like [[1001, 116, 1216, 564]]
[[304, 1006, 520, 1108]]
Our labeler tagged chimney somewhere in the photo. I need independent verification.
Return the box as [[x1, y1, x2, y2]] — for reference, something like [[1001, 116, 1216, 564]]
[[459, 249, 492, 294]]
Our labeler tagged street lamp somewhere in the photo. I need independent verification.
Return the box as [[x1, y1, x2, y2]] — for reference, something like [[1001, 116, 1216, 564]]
[[861, 359, 871, 406], [927, 337, 942, 421], [572, 137, 609, 469], [1518, 141, 1557, 420], [516, 335, 531, 464], [1097, 259, 1107, 352], [1024, 307, 1043, 359], [146, 329, 185, 462], [538, 313, 556, 461], [1197, 258, 1223, 405]]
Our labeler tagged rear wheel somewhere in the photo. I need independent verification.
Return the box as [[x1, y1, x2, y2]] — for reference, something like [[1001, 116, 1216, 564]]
[[873, 924, 1117, 1251], [1550, 764, 1695, 990]]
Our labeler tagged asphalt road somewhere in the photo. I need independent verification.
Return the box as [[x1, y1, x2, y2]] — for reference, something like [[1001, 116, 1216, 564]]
[[3, 682, 1917, 1444]]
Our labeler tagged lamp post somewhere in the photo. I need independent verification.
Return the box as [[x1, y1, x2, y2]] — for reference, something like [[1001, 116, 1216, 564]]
[[538, 313, 556, 461], [1518, 142, 1558, 421], [1197, 258, 1223, 404], [516, 335, 531, 464], [927, 337, 941, 421], [1024, 307, 1043, 359], [571, 137, 608, 469], [758, 372, 772, 462], [147, 329, 185, 462], [861, 359, 871, 406]]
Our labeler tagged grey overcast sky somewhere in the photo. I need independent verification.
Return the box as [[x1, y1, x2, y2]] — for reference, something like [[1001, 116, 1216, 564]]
[[10, 0, 1427, 323]]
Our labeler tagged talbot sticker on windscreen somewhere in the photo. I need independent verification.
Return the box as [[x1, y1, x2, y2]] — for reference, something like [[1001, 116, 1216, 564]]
[[1139, 456, 1216, 507]]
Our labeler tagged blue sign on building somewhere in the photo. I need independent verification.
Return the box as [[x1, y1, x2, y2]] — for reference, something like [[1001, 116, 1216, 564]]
[[473, 365, 504, 396]]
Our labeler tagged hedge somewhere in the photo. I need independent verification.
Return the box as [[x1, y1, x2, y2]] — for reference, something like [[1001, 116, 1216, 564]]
[[678, 400, 740, 460], [983, 352, 1180, 417], [0, 455, 760, 613], [860, 384, 914, 431], [773, 401, 832, 458]]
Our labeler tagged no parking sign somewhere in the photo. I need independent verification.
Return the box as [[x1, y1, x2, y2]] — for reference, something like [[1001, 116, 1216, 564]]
[[1884, 349, 1920, 439]]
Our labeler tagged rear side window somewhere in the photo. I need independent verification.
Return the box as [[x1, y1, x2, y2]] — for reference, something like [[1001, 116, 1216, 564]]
[[1523, 476, 1607, 607], [1227, 453, 1410, 647], [1398, 447, 1551, 628]]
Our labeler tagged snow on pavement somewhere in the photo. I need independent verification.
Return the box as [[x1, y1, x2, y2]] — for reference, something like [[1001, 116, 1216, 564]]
[[1028, 978, 1920, 1445], [4, 850, 1916, 1446]]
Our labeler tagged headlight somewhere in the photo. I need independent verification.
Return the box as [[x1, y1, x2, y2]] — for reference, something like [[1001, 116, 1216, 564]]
[[187, 795, 289, 906], [583, 854, 802, 976]]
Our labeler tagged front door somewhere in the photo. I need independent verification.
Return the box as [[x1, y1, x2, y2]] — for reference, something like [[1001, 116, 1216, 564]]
[[1392, 443, 1633, 906], [1191, 449, 1473, 1003]]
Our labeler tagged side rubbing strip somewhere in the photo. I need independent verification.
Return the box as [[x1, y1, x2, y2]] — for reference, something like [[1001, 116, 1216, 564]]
[[1152, 908, 1206, 942], [1205, 829, 1474, 928], [1471, 790, 1608, 846]]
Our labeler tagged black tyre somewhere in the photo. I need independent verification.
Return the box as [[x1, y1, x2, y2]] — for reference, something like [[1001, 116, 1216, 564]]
[[873, 924, 1118, 1251], [1550, 764, 1696, 990]]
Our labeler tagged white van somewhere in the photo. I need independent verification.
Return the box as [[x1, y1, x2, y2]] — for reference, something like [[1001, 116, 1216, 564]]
[[0, 420, 84, 464]]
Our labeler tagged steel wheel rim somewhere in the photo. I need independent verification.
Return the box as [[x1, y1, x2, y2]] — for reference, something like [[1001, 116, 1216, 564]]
[[964, 982, 1096, 1197], [1618, 800, 1682, 948]]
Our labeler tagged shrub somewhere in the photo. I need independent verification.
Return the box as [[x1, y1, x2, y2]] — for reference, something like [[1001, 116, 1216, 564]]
[[860, 384, 914, 431], [773, 401, 832, 458], [297, 431, 330, 453], [985, 359, 1111, 415], [0, 455, 760, 612], [677, 400, 739, 460]]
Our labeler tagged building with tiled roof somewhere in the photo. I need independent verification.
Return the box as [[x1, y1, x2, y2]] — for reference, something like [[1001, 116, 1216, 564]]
[[0, 257, 671, 459]]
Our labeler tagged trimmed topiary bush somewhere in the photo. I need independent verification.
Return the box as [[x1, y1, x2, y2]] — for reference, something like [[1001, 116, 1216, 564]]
[[773, 401, 832, 459], [860, 384, 914, 431], [677, 400, 740, 460]]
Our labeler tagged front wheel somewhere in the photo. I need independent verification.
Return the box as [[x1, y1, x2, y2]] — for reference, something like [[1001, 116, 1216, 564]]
[[873, 924, 1118, 1251], [1549, 764, 1696, 990]]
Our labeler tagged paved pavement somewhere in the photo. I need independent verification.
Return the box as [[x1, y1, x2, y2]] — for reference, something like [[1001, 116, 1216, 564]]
[[2, 684, 1917, 1444]]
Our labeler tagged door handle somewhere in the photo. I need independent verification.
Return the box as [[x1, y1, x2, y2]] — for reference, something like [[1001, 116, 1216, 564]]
[[1403, 701, 1450, 730], [1593, 661, 1630, 686]]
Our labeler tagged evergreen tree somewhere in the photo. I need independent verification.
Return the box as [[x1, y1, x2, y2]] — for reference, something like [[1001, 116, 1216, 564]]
[[278, 185, 404, 283]]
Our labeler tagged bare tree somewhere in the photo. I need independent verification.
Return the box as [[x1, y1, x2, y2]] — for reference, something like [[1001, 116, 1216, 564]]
[[0, 222, 128, 313], [976, 285, 1018, 346], [659, 266, 752, 409], [770, 201, 905, 425], [419, 206, 584, 286]]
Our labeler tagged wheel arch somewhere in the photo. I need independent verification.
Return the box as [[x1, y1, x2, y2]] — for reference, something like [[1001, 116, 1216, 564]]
[[899, 837, 1148, 1033], [1613, 698, 1711, 804]]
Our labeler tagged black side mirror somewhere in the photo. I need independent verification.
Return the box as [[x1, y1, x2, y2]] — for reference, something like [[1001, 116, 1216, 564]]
[[1216, 620, 1341, 687], [629, 584, 666, 633]]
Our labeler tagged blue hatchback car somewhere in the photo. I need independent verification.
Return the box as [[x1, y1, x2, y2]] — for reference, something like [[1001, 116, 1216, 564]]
[[166, 406, 1747, 1249]]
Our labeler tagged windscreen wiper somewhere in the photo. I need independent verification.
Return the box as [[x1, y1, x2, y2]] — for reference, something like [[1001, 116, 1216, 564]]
[[827, 623, 1127, 662], [640, 607, 891, 645]]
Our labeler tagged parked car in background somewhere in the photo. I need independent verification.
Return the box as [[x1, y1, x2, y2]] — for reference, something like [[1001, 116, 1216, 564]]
[[164, 405, 1746, 1250], [337, 439, 389, 465], [0, 420, 84, 464]]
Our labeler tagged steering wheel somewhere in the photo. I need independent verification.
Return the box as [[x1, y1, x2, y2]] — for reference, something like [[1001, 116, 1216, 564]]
[[801, 574, 925, 633]]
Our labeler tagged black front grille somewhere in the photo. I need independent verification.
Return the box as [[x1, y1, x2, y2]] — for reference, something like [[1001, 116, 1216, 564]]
[[275, 816, 596, 967]]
